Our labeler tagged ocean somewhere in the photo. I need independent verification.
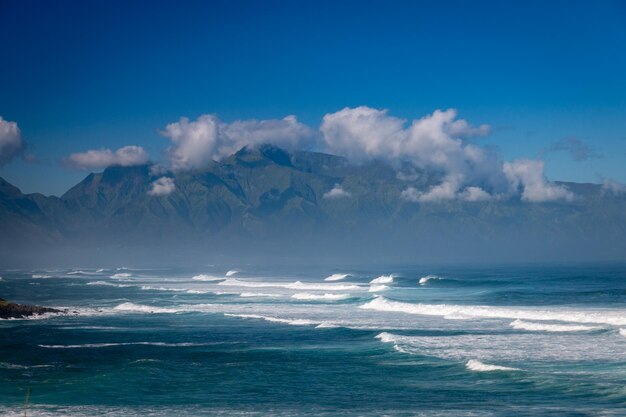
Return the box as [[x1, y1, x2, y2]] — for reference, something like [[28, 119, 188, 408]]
[[1, 264, 625, 416]]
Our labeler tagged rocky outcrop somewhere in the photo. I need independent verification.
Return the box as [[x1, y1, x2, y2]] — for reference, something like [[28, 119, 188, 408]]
[[0, 298, 63, 319]]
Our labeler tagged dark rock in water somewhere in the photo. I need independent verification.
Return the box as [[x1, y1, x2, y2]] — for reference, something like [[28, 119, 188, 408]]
[[0, 298, 63, 319]]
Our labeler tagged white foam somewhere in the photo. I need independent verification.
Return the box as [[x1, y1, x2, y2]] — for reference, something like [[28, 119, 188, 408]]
[[510, 319, 599, 332], [113, 303, 179, 314], [466, 360, 520, 372], [39, 342, 206, 349], [225, 270, 239, 277], [68, 270, 101, 276], [291, 293, 351, 301], [224, 313, 317, 326], [87, 281, 132, 288], [315, 321, 340, 328], [369, 284, 389, 292], [186, 289, 212, 294], [192, 274, 225, 281], [361, 297, 626, 326], [370, 275, 394, 284], [218, 278, 361, 291], [110, 273, 132, 279], [140, 285, 187, 292], [239, 292, 280, 298], [325, 273, 350, 281], [32, 274, 53, 279], [619, 329, 626, 338], [419, 275, 441, 285]]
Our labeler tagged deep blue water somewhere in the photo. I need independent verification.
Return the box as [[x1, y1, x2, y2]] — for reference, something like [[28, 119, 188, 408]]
[[1, 264, 626, 416]]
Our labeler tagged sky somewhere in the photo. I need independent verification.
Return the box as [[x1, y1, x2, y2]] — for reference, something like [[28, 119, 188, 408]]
[[0, 0, 625, 196]]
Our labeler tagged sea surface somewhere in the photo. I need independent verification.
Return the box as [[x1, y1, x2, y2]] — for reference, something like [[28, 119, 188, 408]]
[[1, 263, 626, 416]]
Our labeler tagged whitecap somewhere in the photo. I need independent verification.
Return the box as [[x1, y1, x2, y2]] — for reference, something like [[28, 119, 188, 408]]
[[619, 329, 626, 338], [113, 303, 179, 314], [361, 297, 626, 326], [466, 359, 520, 372], [419, 275, 441, 285], [225, 270, 239, 277], [325, 273, 350, 281], [218, 278, 361, 291], [369, 284, 389, 292], [31, 274, 53, 279], [140, 285, 187, 292], [510, 319, 599, 332], [86, 281, 132, 288], [192, 274, 224, 281], [291, 293, 351, 301], [370, 275, 394, 284], [239, 292, 280, 298], [224, 313, 317, 326], [110, 273, 132, 279]]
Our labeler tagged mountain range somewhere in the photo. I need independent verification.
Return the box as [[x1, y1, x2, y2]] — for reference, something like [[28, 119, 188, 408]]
[[1, 145, 625, 266]]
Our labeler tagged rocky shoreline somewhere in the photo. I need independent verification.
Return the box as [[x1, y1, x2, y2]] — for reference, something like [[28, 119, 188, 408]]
[[0, 298, 64, 319]]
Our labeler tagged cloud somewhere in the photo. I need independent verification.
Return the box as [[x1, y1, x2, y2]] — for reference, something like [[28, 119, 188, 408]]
[[0, 116, 25, 166], [503, 159, 574, 202], [148, 177, 175, 196], [63, 146, 149, 170], [323, 184, 351, 199], [602, 179, 626, 195], [548, 137, 601, 161], [161, 114, 313, 170], [321, 106, 573, 203]]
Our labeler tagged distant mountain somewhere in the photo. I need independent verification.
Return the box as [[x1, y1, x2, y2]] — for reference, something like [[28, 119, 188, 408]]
[[1, 145, 625, 266]]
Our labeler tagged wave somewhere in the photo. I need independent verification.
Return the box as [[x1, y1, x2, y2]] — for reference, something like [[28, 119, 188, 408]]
[[370, 275, 394, 284], [361, 297, 626, 326], [68, 270, 101, 276], [32, 274, 53, 279], [419, 275, 441, 285], [325, 273, 350, 281], [223, 313, 317, 326], [369, 284, 389, 292], [87, 281, 132, 288], [140, 285, 187, 292], [466, 360, 520, 372], [218, 278, 361, 291], [620, 329, 626, 338], [113, 303, 179, 314], [186, 289, 213, 294], [510, 319, 600, 332], [39, 342, 207, 349], [225, 270, 239, 277], [110, 273, 132, 279], [291, 293, 351, 301], [192, 274, 225, 281], [239, 292, 281, 298]]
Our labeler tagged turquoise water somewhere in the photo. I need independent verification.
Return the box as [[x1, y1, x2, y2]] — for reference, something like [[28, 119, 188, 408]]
[[1, 264, 626, 416]]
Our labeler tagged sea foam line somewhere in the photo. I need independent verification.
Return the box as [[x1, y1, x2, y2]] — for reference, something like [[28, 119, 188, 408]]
[[361, 297, 626, 326], [218, 278, 361, 291], [291, 293, 351, 301], [223, 313, 317, 326], [510, 319, 600, 332]]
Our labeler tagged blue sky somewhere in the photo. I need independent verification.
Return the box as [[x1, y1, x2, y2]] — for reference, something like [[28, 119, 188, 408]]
[[1, 0, 625, 196]]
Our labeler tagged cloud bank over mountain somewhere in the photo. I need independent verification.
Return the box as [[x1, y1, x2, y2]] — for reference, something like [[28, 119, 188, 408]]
[[2, 106, 598, 203]]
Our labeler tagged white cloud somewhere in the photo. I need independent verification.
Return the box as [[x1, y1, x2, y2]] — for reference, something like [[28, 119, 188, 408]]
[[161, 114, 313, 170], [0, 116, 25, 166], [602, 178, 626, 195], [321, 106, 572, 203], [148, 176, 175, 196], [323, 184, 351, 199], [64, 146, 149, 170], [503, 159, 574, 202]]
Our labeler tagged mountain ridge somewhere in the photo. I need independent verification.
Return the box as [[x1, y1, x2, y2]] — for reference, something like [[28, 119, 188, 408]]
[[1, 145, 625, 266]]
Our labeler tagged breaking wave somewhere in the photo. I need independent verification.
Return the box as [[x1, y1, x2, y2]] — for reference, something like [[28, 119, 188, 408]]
[[465, 360, 520, 372], [370, 275, 394, 284], [192, 274, 225, 281], [510, 319, 600, 332], [325, 273, 350, 281], [113, 303, 180, 314], [419, 275, 441, 285], [369, 284, 389, 292], [291, 293, 352, 301], [225, 270, 239, 277], [224, 313, 317, 326], [361, 297, 626, 326], [218, 278, 361, 291]]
